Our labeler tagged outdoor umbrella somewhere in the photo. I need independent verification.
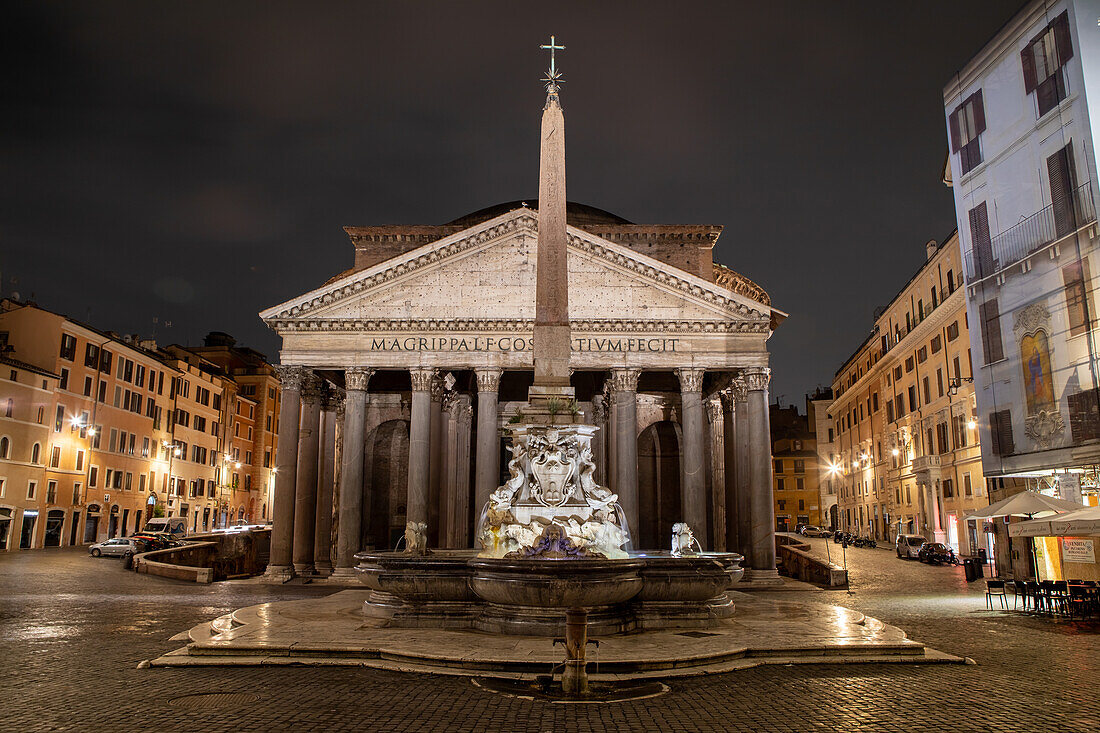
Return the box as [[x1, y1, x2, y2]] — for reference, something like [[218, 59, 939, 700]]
[[963, 491, 1082, 521], [1010, 505, 1100, 537]]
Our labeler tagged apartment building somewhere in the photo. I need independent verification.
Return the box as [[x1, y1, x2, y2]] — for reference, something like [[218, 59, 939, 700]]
[[831, 233, 992, 554], [770, 402, 822, 532]]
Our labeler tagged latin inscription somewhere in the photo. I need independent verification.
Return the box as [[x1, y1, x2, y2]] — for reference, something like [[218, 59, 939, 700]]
[[368, 336, 679, 352]]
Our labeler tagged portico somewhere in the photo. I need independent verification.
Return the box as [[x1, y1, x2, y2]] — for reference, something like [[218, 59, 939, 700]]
[[260, 203, 784, 579]]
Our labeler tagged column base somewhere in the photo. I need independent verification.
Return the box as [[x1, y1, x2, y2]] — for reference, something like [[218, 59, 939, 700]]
[[742, 568, 783, 586], [263, 564, 296, 583], [329, 567, 360, 581], [293, 562, 316, 576], [313, 562, 333, 577]]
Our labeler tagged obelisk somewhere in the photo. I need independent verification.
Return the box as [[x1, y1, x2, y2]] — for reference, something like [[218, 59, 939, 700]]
[[529, 35, 576, 416]]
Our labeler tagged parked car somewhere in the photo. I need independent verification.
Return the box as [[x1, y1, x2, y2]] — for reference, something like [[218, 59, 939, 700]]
[[142, 516, 187, 538], [896, 534, 926, 559], [917, 542, 956, 565], [800, 526, 829, 537], [129, 532, 176, 551], [89, 537, 147, 558]]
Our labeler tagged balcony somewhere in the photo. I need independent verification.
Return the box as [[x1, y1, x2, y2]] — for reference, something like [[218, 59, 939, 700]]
[[912, 454, 942, 482], [967, 182, 1096, 282]]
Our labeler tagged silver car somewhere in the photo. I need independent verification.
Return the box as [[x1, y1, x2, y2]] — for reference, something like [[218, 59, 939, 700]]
[[895, 534, 926, 559], [89, 537, 143, 558]]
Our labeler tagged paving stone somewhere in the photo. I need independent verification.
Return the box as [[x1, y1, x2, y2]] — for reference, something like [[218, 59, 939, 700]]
[[0, 545, 1097, 732]]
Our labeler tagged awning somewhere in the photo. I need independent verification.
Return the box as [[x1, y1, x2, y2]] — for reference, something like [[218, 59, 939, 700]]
[[1007, 505, 1100, 537], [963, 491, 1082, 522]]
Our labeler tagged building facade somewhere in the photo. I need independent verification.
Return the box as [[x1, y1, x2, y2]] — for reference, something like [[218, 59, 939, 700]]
[[944, 0, 1100, 510], [770, 402, 822, 532], [0, 300, 278, 549], [808, 391, 838, 531], [831, 233, 992, 554], [260, 200, 786, 579]]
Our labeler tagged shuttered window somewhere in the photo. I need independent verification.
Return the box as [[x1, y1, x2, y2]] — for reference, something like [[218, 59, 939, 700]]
[[949, 90, 986, 174], [969, 202, 994, 279], [1068, 388, 1100, 442], [989, 410, 1014, 455], [1022, 11, 1072, 117], [1048, 143, 1078, 239], [1063, 258, 1093, 337], [979, 299, 1004, 364]]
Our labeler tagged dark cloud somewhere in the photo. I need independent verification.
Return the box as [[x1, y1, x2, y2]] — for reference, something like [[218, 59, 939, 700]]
[[0, 0, 1022, 397]]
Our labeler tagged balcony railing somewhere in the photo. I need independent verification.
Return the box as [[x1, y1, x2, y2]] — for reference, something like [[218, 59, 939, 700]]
[[966, 181, 1096, 281], [911, 455, 942, 474]]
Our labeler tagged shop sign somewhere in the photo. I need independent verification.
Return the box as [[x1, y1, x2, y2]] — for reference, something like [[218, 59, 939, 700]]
[[1062, 537, 1095, 564]]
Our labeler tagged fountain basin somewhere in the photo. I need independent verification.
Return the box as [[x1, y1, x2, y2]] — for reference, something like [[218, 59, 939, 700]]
[[353, 550, 743, 635]]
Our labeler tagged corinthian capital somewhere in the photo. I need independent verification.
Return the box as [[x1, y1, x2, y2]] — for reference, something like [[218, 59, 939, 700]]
[[705, 397, 723, 423], [274, 365, 306, 392], [740, 367, 771, 393], [409, 368, 435, 392], [345, 367, 375, 392], [475, 367, 503, 392], [608, 368, 641, 394], [676, 368, 705, 394], [300, 372, 324, 402], [728, 378, 748, 403], [322, 386, 344, 413]]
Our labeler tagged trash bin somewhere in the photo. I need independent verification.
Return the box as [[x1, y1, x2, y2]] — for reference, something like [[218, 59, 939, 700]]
[[975, 558, 984, 578], [963, 558, 977, 583], [978, 547, 987, 563]]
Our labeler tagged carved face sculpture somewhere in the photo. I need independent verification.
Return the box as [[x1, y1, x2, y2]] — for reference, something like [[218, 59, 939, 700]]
[[531, 446, 575, 507]]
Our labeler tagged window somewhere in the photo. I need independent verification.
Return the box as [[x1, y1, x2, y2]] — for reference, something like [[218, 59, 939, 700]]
[[46, 480, 57, 503], [59, 368, 69, 391], [979, 299, 1004, 364], [263, 449, 271, 468], [89, 466, 98, 487], [917, 347, 927, 364], [796, 478, 804, 491], [76, 450, 84, 471], [968, 202, 994, 279], [886, 401, 895, 423], [931, 335, 942, 354], [1068, 388, 1100, 442], [943, 478, 954, 498], [50, 445, 61, 468], [1022, 11, 1071, 117], [54, 405, 64, 433], [949, 90, 985, 174], [1063, 259, 1093, 337], [893, 365, 903, 381], [84, 343, 99, 368], [59, 334, 77, 361], [100, 349, 112, 373], [0, 436, 8, 458], [923, 376, 931, 405], [27, 481, 37, 500], [872, 393, 879, 412], [3, 399, 10, 418], [905, 357, 914, 373], [83, 376, 93, 397], [990, 410, 1015, 455], [908, 385, 918, 413], [964, 473, 973, 497], [947, 321, 959, 342], [774, 459, 784, 473], [794, 460, 805, 473], [937, 423, 949, 454], [31, 443, 41, 464]]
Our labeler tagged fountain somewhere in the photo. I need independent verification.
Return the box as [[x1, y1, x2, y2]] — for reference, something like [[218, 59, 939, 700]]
[[355, 37, 743, 698]]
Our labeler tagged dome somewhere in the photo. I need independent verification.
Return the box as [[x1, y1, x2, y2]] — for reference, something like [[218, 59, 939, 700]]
[[444, 201, 633, 228]]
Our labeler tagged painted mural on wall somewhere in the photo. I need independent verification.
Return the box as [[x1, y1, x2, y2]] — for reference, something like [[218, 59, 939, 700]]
[[1020, 330, 1055, 414]]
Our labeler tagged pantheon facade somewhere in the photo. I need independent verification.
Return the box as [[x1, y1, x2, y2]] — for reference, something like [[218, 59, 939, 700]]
[[260, 202, 785, 580]]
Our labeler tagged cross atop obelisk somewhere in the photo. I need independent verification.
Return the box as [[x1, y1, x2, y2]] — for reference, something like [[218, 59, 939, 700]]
[[529, 35, 575, 414]]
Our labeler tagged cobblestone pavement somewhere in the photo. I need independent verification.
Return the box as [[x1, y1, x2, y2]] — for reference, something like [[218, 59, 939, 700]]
[[1, 545, 1097, 732]]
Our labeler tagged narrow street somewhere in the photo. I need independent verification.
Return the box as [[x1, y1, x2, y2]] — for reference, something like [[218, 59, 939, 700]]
[[1, 545, 1096, 732]]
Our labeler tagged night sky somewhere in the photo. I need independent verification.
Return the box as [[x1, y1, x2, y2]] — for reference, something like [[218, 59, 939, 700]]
[[2, 1, 1024, 403]]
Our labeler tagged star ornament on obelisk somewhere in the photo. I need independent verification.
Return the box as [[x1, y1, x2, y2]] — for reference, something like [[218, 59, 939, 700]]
[[529, 35, 577, 420]]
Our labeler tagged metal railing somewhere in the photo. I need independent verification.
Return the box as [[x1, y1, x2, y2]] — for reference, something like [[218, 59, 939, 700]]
[[966, 181, 1096, 281]]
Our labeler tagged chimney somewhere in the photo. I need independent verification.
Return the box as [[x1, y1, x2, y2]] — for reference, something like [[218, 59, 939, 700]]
[[925, 238, 938, 261]]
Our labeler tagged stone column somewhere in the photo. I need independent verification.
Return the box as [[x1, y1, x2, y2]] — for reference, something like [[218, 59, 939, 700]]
[[265, 365, 304, 581], [473, 368, 502, 522], [313, 387, 341, 576], [439, 390, 458, 547], [454, 395, 473, 547], [406, 368, 434, 548], [706, 395, 724, 551], [930, 480, 946, 544], [292, 373, 323, 574], [611, 368, 641, 545], [332, 368, 371, 579], [744, 367, 778, 580], [677, 368, 708, 548], [428, 376, 445, 547], [721, 387, 740, 554], [591, 394, 608, 486]]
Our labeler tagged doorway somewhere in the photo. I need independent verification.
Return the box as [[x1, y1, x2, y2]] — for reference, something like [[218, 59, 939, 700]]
[[84, 505, 100, 543], [365, 420, 410, 551], [44, 510, 65, 547], [20, 511, 37, 549], [637, 421, 682, 550], [70, 511, 80, 546]]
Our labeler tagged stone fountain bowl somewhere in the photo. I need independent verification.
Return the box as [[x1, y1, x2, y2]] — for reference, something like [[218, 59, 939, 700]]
[[632, 552, 744, 602], [468, 557, 646, 609], [355, 550, 478, 603]]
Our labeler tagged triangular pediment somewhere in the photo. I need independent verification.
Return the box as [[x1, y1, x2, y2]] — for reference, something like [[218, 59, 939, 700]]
[[260, 209, 779, 333]]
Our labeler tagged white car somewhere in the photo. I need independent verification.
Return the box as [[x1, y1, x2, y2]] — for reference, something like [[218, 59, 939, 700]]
[[89, 537, 144, 558], [895, 534, 926, 559]]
